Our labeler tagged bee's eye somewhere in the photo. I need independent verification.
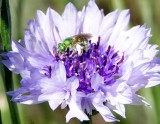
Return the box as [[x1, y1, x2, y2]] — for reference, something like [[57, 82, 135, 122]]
[[64, 38, 73, 47], [58, 43, 65, 51]]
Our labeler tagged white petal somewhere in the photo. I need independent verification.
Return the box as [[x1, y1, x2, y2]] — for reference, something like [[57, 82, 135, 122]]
[[36, 10, 46, 28], [113, 104, 126, 118], [117, 25, 151, 54], [99, 10, 119, 35], [66, 76, 79, 90], [106, 93, 126, 118], [26, 10, 53, 55], [24, 31, 43, 54], [116, 83, 133, 104], [48, 7, 63, 43], [83, 0, 102, 37], [30, 69, 44, 80], [99, 10, 119, 47], [144, 44, 159, 61], [20, 70, 30, 79], [27, 54, 54, 69], [2, 60, 16, 73], [145, 77, 160, 88], [91, 73, 104, 91], [2, 52, 24, 73], [126, 26, 151, 55], [66, 98, 89, 122], [43, 8, 57, 51], [51, 61, 66, 85], [49, 99, 63, 111], [20, 100, 39, 104], [8, 89, 41, 105], [19, 98, 41, 104], [61, 3, 78, 37], [61, 102, 68, 109], [11, 40, 20, 52], [108, 10, 130, 46], [93, 102, 118, 122], [39, 91, 66, 101], [11, 40, 29, 58], [131, 95, 151, 107], [92, 92, 119, 121]]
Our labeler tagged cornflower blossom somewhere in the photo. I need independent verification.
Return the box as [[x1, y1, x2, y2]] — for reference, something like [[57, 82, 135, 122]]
[[2, 0, 160, 122]]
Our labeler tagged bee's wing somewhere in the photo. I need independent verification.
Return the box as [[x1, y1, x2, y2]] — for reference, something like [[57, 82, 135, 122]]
[[77, 33, 92, 39], [71, 33, 92, 39], [70, 33, 92, 44]]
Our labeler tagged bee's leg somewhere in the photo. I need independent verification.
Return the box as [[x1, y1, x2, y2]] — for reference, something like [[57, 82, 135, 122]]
[[76, 44, 84, 56], [84, 45, 89, 52], [69, 50, 78, 57]]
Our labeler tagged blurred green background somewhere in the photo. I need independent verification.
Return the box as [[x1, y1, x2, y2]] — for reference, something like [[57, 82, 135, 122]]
[[1, 0, 160, 124]]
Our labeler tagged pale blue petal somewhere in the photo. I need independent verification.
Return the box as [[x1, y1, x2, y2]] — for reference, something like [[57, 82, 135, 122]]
[[66, 98, 89, 122]]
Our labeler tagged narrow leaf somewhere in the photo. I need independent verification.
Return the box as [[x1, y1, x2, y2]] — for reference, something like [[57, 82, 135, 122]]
[[0, 0, 20, 124]]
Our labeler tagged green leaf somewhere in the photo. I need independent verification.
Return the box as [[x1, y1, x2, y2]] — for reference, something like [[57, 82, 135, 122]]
[[0, 0, 11, 52], [0, 0, 20, 124], [0, 110, 2, 124]]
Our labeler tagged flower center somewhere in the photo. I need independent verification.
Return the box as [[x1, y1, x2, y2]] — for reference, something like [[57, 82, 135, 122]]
[[55, 36, 124, 94]]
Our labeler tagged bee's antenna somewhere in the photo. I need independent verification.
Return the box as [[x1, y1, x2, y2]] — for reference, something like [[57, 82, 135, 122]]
[[97, 36, 101, 48], [67, 48, 69, 53]]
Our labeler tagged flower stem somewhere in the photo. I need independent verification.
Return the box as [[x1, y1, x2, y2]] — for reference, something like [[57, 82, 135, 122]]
[[81, 120, 92, 124], [1, 0, 20, 124]]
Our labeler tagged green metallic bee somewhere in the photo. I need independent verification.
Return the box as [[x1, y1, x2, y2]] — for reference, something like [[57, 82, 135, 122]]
[[58, 33, 92, 56]]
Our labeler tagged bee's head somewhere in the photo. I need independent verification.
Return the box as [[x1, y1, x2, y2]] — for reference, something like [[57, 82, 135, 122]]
[[58, 43, 65, 51], [63, 38, 73, 47]]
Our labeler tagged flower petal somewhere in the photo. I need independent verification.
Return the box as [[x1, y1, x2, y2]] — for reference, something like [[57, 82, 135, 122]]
[[99, 10, 119, 47], [83, 0, 102, 38], [51, 61, 66, 85], [91, 73, 104, 91], [108, 10, 130, 46], [66, 76, 79, 91], [49, 99, 64, 111], [2, 52, 24, 73], [66, 98, 89, 122], [92, 92, 118, 122], [62, 3, 78, 37]]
